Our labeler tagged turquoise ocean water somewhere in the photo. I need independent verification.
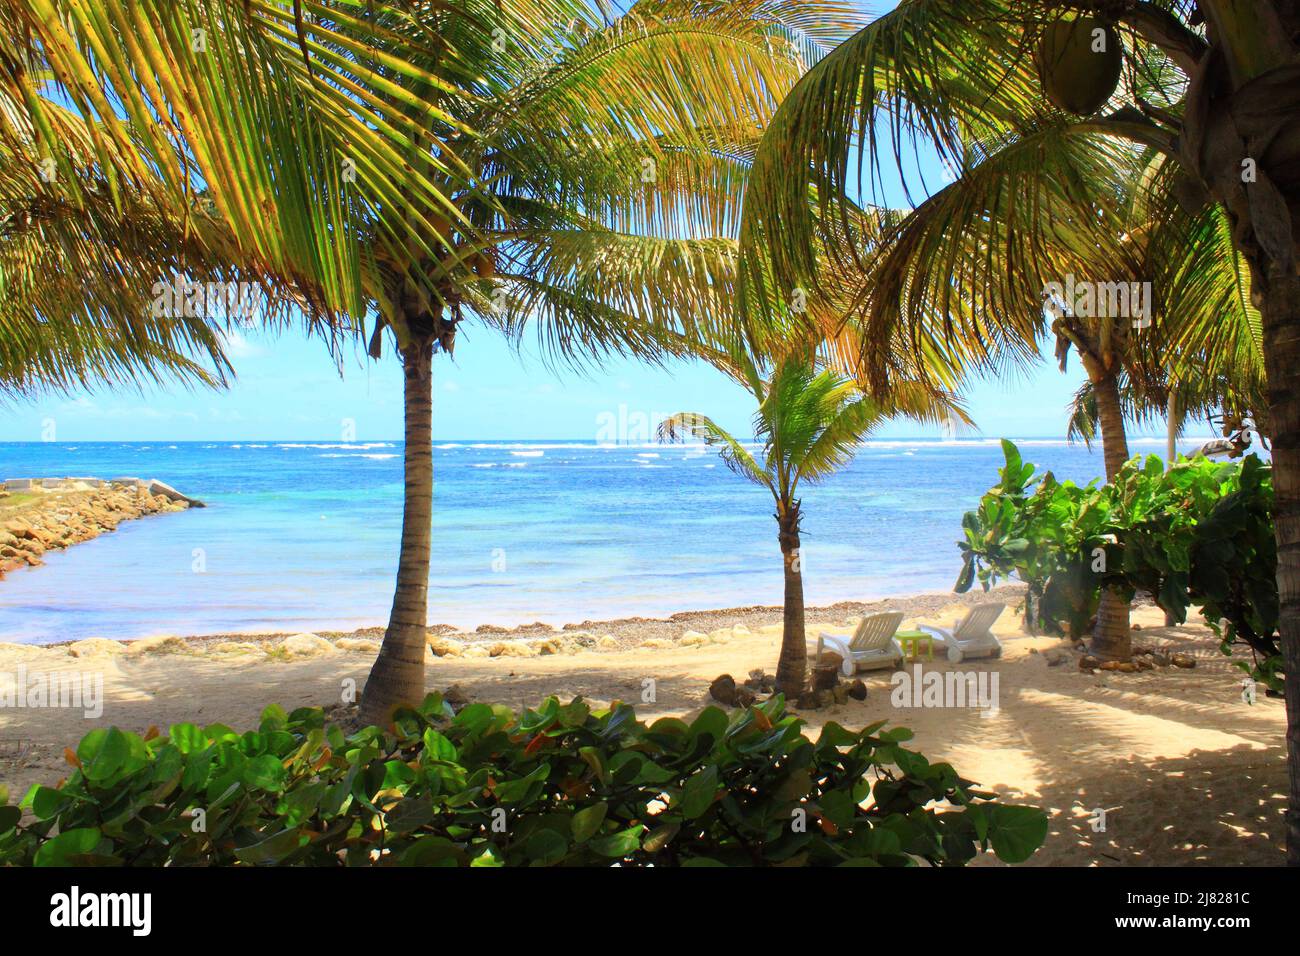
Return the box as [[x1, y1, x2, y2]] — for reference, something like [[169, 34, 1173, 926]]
[[0, 437, 1192, 643]]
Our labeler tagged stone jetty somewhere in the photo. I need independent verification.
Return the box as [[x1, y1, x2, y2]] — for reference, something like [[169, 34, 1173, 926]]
[[0, 477, 203, 577]]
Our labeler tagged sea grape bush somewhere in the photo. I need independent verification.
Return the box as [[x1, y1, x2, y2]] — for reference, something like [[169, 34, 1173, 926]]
[[0, 694, 1047, 867], [957, 440, 1280, 690]]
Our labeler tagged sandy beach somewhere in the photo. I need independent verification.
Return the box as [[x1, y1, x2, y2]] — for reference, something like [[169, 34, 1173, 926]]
[[0, 585, 1285, 866]]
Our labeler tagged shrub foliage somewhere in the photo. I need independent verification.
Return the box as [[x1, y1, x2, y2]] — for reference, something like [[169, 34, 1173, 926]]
[[957, 440, 1280, 689], [1, 694, 1047, 866]]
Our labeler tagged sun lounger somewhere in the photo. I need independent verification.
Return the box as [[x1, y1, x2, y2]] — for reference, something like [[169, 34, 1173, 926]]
[[917, 603, 1005, 663], [812, 611, 905, 677]]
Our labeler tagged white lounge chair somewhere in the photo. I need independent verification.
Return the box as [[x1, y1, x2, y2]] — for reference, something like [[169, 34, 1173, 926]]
[[917, 603, 1006, 663], [813, 611, 905, 677]]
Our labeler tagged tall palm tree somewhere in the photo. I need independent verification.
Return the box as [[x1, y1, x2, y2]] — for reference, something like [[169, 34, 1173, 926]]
[[0, 0, 867, 723], [659, 348, 961, 695], [737, 0, 1300, 863], [348, 0, 867, 724], [749, 117, 1265, 659]]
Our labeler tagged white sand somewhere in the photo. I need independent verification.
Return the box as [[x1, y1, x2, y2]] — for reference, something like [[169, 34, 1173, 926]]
[[0, 599, 1286, 866]]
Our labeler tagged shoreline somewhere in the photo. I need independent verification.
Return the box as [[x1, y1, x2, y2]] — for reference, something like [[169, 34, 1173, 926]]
[[0, 592, 1285, 865], [29, 582, 1031, 651]]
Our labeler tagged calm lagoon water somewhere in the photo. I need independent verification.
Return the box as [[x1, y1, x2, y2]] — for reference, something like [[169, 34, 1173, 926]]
[[0, 437, 1192, 643]]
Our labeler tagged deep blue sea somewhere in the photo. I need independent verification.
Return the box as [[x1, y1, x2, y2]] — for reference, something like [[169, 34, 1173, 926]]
[[0, 437, 1194, 644]]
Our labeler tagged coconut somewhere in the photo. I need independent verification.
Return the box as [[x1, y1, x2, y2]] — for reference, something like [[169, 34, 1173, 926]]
[[1034, 16, 1123, 116], [471, 251, 496, 279]]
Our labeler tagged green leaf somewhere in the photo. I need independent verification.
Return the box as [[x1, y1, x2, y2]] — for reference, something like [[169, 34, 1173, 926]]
[[422, 728, 458, 763], [243, 754, 287, 792], [987, 805, 1048, 863], [588, 825, 644, 858], [525, 829, 569, 865], [679, 765, 719, 819], [571, 802, 607, 843], [0, 805, 21, 835], [385, 796, 435, 834], [233, 827, 306, 865], [34, 827, 102, 867]]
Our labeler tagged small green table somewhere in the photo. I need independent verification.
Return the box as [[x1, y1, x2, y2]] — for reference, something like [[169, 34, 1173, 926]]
[[896, 629, 933, 661]]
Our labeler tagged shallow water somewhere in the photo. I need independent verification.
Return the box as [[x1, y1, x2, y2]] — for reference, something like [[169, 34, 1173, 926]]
[[0, 437, 1194, 643]]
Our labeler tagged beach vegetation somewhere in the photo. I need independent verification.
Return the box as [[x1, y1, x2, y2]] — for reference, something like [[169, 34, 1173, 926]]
[[0, 695, 1047, 867], [958, 441, 1279, 692], [659, 348, 962, 696]]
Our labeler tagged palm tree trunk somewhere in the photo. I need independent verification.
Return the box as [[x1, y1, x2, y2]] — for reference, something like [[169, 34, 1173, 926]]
[[1165, 387, 1179, 468], [1090, 371, 1131, 660], [1256, 259, 1300, 865], [1163, 388, 1180, 626], [775, 500, 807, 696], [359, 338, 434, 725]]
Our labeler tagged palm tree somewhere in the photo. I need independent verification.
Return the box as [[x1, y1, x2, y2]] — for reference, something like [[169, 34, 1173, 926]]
[[737, 0, 1300, 863], [0, 0, 868, 723], [348, 0, 867, 724], [0, 1, 489, 326], [658, 348, 960, 696]]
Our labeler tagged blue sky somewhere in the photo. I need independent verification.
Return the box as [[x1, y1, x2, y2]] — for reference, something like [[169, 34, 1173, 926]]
[[0, 328, 1102, 443], [0, 1, 1172, 445]]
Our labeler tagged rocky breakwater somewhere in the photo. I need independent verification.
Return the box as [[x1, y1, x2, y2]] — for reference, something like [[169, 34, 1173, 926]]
[[0, 477, 203, 577]]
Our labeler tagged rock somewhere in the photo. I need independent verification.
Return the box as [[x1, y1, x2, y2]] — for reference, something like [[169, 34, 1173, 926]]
[[489, 641, 536, 658], [812, 663, 840, 691], [279, 633, 339, 659], [1171, 653, 1197, 669], [1099, 660, 1139, 673], [336, 638, 381, 654], [462, 644, 491, 658], [709, 674, 737, 706], [678, 630, 710, 647], [734, 685, 757, 708], [707, 628, 732, 644], [816, 651, 844, 671], [146, 479, 204, 508], [731, 624, 752, 637], [831, 684, 850, 705], [534, 638, 565, 655], [796, 691, 819, 709], [1079, 655, 1100, 672], [1135, 656, 1155, 671], [475, 624, 509, 634], [596, 635, 618, 649], [0, 642, 45, 663], [66, 638, 125, 658], [1043, 648, 1070, 667], [125, 635, 189, 656], [443, 684, 471, 707], [847, 679, 868, 701], [815, 689, 835, 709], [638, 638, 675, 649], [1151, 651, 1172, 667], [427, 636, 464, 658]]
